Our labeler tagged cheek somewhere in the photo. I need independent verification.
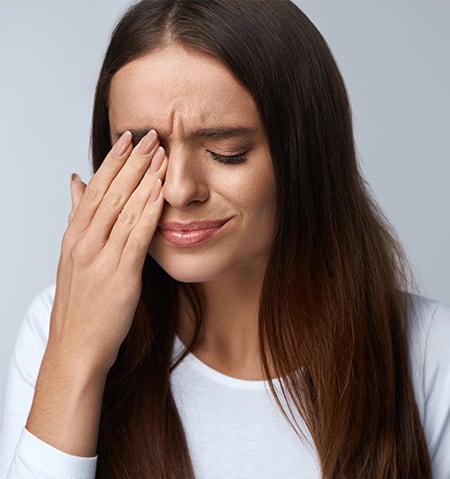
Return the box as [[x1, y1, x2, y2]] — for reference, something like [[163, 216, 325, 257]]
[[222, 167, 277, 228], [246, 168, 277, 232], [211, 159, 276, 209], [244, 163, 276, 208]]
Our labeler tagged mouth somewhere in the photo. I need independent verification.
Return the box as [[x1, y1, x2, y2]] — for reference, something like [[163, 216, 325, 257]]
[[158, 219, 231, 247]]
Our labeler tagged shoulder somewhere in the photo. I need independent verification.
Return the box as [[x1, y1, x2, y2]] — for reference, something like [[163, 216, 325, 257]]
[[407, 293, 450, 400], [407, 293, 450, 378], [406, 293, 450, 476]]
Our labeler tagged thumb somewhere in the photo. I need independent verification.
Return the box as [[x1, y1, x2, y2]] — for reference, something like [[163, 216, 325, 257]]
[[68, 173, 86, 223]]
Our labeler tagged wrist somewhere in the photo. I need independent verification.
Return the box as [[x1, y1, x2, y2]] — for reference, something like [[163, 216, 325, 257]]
[[44, 336, 114, 380], [27, 346, 108, 457]]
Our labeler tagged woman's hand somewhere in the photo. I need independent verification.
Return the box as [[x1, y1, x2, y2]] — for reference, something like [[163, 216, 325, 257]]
[[49, 129, 167, 372], [26, 130, 167, 456]]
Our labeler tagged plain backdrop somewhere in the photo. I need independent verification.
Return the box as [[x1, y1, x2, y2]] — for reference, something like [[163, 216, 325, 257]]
[[0, 1, 449, 416]]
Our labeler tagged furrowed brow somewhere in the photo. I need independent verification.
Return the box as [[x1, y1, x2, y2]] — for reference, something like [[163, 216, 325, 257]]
[[114, 126, 259, 145], [193, 127, 259, 139]]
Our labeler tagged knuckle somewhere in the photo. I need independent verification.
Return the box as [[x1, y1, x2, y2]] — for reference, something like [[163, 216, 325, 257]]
[[103, 156, 120, 171], [84, 184, 99, 202], [103, 190, 123, 209], [62, 228, 76, 250], [128, 235, 146, 252], [142, 209, 157, 221], [118, 205, 136, 226], [127, 154, 144, 170], [142, 203, 159, 221], [71, 239, 93, 265]]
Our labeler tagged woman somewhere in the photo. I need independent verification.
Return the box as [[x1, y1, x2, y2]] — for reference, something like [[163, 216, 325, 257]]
[[1, 1, 449, 478]]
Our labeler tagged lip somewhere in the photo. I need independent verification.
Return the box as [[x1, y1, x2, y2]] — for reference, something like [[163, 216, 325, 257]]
[[158, 219, 230, 247]]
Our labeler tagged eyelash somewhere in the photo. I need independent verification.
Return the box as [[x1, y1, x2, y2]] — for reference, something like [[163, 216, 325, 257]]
[[207, 150, 248, 164], [128, 135, 248, 165]]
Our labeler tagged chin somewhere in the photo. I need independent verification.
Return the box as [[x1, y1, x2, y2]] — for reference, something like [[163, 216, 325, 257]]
[[155, 262, 224, 284], [147, 235, 271, 284], [147, 250, 225, 284]]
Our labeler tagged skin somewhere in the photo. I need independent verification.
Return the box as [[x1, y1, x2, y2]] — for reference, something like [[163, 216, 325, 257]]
[[109, 43, 277, 378], [26, 42, 276, 457]]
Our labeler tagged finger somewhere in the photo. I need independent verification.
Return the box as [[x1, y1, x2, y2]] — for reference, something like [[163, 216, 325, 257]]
[[82, 131, 161, 248], [119, 177, 164, 277], [68, 130, 133, 234], [71, 174, 86, 210], [59, 172, 87, 320], [61, 173, 87, 317], [105, 149, 167, 267], [68, 174, 87, 224]]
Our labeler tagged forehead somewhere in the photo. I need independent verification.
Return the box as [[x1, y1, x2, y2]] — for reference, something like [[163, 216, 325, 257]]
[[108, 43, 261, 137]]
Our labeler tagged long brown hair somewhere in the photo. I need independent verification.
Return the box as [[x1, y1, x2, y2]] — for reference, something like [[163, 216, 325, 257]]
[[91, 1, 431, 477]]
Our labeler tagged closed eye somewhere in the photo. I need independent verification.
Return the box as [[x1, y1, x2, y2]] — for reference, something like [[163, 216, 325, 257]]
[[207, 150, 248, 164]]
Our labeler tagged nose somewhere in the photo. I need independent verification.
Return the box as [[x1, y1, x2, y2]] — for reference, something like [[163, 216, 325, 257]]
[[162, 147, 209, 209]]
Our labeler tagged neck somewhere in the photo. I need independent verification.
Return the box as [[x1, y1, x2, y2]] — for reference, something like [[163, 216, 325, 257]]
[[177, 264, 272, 380]]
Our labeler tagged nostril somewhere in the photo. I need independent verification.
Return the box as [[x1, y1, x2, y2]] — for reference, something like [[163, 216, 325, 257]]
[[161, 175, 209, 209]]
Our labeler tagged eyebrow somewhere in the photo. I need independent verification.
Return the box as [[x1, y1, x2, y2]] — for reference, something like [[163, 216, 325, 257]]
[[192, 127, 259, 139], [115, 127, 259, 143]]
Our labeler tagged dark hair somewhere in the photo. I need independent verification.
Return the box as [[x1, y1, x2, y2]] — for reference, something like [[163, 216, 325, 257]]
[[91, 1, 431, 477]]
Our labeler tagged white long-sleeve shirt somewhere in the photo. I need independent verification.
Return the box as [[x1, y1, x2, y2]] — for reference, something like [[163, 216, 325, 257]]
[[1, 285, 449, 478]]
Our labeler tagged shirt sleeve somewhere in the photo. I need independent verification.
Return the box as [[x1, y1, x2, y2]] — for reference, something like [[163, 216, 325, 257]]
[[421, 300, 450, 478], [0, 285, 97, 479]]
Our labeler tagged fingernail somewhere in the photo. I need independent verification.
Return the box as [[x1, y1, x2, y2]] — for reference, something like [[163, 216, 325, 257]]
[[71, 173, 80, 182], [138, 129, 158, 155], [149, 178, 162, 202], [149, 146, 165, 173], [113, 131, 132, 156]]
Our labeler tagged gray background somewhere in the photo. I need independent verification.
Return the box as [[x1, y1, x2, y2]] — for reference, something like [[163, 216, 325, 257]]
[[0, 1, 449, 416]]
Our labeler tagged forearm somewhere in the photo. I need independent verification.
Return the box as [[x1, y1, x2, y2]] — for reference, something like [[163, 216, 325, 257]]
[[22, 129, 165, 462], [26, 344, 107, 458]]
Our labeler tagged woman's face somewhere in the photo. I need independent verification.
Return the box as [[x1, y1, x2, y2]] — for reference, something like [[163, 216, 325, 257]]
[[109, 43, 276, 283]]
